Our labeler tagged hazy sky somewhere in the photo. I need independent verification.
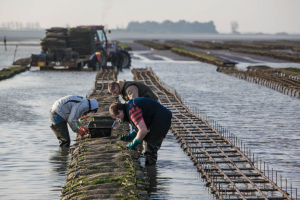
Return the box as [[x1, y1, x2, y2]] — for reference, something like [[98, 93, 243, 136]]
[[0, 0, 299, 34]]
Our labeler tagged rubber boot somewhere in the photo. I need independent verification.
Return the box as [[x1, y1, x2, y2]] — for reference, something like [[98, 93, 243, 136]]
[[143, 141, 159, 166], [50, 121, 70, 147]]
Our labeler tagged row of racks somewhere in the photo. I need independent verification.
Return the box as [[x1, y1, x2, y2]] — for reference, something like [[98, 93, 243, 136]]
[[132, 68, 298, 200]]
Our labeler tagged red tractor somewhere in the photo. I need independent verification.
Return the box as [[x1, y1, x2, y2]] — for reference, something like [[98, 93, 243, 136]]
[[30, 25, 131, 70], [84, 25, 131, 69]]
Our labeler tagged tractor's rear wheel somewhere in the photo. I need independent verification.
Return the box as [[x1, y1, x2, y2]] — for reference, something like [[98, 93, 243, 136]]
[[119, 50, 131, 69]]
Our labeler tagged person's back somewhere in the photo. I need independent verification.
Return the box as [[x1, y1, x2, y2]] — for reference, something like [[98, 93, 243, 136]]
[[121, 81, 158, 102], [50, 95, 98, 147]]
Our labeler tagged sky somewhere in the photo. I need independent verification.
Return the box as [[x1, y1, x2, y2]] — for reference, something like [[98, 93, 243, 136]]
[[0, 0, 299, 34]]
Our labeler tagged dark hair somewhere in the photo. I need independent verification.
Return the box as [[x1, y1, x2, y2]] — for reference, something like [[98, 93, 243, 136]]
[[109, 102, 123, 117], [108, 82, 119, 92]]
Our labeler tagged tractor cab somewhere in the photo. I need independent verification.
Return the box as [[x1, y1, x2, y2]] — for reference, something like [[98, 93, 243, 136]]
[[79, 25, 118, 53]]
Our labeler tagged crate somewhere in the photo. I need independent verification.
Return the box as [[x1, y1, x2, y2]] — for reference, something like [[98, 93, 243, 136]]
[[90, 116, 114, 121], [87, 120, 115, 138]]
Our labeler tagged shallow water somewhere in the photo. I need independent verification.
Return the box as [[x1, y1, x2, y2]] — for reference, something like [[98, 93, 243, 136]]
[[0, 45, 40, 69], [123, 52, 300, 198], [0, 44, 299, 199], [0, 66, 97, 199]]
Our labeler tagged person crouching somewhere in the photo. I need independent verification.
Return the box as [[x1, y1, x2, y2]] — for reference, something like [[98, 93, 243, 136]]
[[109, 97, 172, 165], [50, 95, 98, 147]]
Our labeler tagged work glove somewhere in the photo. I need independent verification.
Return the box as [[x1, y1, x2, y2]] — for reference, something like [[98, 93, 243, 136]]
[[120, 130, 137, 141], [126, 138, 142, 150], [111, 62, 114, 66], [77, 125, 89, 137], [77, 122, 82, 127]]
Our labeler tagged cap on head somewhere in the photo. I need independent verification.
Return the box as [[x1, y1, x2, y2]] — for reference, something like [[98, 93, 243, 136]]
[[90, 99, 98, 111]]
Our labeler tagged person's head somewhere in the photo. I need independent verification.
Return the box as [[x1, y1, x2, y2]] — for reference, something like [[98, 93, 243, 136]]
[[109, 102, 124, 120], [88, 99, 98, 114], [108, 82, 120, 96]]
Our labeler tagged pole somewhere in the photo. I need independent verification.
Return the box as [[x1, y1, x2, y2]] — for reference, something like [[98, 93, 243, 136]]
[[4, 36, 7, 52], [13, 45, 18, 64]]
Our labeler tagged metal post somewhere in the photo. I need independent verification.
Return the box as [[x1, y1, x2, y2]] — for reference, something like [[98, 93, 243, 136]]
[[276, 171, 277, 185], [291, 183, 292, 199], [4, 36, 7, 52], [13, 45, 18, 63], [272, 168, 273, 182]]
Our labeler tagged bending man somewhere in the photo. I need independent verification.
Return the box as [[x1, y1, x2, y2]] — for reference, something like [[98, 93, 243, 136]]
[[50, 95, 98, 147], [109, 97, 172, 165], [108, 79, 158, 102]]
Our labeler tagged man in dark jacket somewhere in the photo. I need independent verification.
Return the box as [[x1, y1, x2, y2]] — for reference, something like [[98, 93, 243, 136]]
[[109, 97, 172, 165], [108, 79, 158, 102], [110, 50, 124, 71]]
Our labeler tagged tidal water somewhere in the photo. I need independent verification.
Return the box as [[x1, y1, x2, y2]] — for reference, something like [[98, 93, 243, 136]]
[[0, 44, 299, 199]]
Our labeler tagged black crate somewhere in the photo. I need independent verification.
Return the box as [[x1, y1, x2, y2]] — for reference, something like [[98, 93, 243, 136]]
[[88, 120, 115, 138], [90, 116, 114, 121]]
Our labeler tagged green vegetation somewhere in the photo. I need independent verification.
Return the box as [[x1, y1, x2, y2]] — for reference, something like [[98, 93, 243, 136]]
[[84, 177, 124, 185], [112, 40, 132, 50], [171, 47, 223, 62], [247, 65, 271, 70], [134, 40, 171, 50], [79, 157, 85, 162], [0, 66, 27, 78], [279, 67, 300, 73], [118, 42, 132, 51]]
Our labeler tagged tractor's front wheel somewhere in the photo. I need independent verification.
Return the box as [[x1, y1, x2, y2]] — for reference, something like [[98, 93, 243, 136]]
[[119, 50, 131, 69]]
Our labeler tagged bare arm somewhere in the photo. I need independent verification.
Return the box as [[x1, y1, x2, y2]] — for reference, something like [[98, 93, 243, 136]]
[[135, 119, 148, 141]]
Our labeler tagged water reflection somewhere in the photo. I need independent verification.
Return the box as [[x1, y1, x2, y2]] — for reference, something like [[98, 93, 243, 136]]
[[49, 147, 70, 176]]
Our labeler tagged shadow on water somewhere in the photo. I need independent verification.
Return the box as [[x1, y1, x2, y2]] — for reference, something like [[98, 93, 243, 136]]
[[49, 147, 70, 176]]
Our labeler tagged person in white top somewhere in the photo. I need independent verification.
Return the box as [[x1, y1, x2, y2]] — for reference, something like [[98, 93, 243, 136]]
[[50, 95, 98, 147]]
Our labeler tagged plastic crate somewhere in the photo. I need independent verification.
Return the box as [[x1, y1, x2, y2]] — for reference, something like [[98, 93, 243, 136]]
[[90, 116, 114, 121], [87, 120, 115, 138]]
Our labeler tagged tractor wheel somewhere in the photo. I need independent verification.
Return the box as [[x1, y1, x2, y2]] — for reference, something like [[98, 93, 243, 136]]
[[119, 50, 131, 69]]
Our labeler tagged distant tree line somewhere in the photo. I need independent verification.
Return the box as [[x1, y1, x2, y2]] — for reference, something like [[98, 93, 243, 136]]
[[0, 21, 41, 30], [124, 20, 218, 34]]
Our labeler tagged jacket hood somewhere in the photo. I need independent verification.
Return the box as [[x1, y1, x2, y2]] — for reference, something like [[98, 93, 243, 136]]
[[117, 79, 126, 93]]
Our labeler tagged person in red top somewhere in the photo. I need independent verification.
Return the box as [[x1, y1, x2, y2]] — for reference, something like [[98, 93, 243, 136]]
[[109, 97, 172, 165]]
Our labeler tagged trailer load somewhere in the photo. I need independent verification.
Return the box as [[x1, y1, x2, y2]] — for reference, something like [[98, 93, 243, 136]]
[[30, 26, 131, 70]]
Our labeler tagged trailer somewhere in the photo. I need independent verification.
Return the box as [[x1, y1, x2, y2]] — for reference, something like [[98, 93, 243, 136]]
[[30, 26, 131, 70]]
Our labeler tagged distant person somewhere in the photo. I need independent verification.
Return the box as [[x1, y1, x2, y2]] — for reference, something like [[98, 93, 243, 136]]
[[4, 36, 7, 51], [109, 97, 172, 165], [108, 80, 158, 102], [110, 50, 124, 71], [89, 52, 101, 67], [50, 95, 98, 147]]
